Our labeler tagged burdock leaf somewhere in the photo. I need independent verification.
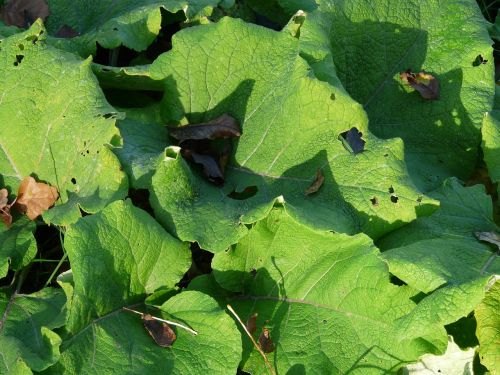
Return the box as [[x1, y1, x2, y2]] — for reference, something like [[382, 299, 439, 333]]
[[400, 70, 440, 100], [168, 114, 241, 141], [475, 231, 500, 249], [142, 314, 176, 348], [16, 176, 58, 220]]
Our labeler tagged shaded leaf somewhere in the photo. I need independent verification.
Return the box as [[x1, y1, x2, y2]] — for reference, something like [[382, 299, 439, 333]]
[[339, 127, 366, 154], [304, 169, 324, 195], [475, 231, 500, 249], [142, 313, 176, 348], [168, 114, 241, 141], [400, 70, 440, 100], [0, 0, 49, 28], [0, 216, 36, 278], [15, 176, 58, 220], [182, 149, 225, 186], [54, 24, 78, 38]]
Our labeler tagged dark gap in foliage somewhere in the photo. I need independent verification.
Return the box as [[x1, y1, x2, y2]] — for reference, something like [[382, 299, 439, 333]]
[[13, 54, 23, 66], [227, 185, 258, 200], [472, 54, 488, 66], [369, 196, 378, 206], [177, 243, 214, 289], [128, 189, 155, 217], [389, 274, 407, 286], [93, 42, 140, 67], [102, 88, 162, 108], [445, 314, 479, 349], [474, 351, 489, 375], [0, 269, 15, 289]]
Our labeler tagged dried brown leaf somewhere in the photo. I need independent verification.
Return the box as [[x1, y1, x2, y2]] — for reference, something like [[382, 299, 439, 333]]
[[168, 114, 241, 141], [246, 313, 258, 335], [15, 176, 58, 220], [142, 313, 176, 347], [400, 69, 440, 100], [0, 0, 49, 28], [55, 25, 79, 38], [0, 188, 13, 227], [258, 328, 275, 354], [0, 188, 8, 209], [304, 169, 325, 195]]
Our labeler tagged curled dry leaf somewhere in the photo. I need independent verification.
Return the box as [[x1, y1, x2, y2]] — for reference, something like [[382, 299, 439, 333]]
[[339, 127, 366, 154], [475, 231, 500, 249], [305, 169, 325, 195], [246, 313, 258, 335], [142, 313, 177, 348], [15, 176, 58, 220], [0, 188, 13, 227], [0, 0, 49, 28], [400, 69, 440, 100], [168, 114, 241, 141], [258, 328, 275, 354]]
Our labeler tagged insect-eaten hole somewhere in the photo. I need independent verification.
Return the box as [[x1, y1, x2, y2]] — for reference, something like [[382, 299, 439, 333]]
[[388, 186, 395, 194], [13, 54, 24, 66], [71, 177, 77, 185], [390, 195, 399, 203], [370, 197, 378, 206], [472, 54, 488, 66], [322, 319, 327, 324], [339, 127, 365, 154], [389, 275, 407, 286], [227, 186, 258, 200], [416, 196, 423, 203], [102, 112, 117, 119], [330, 93, 336, 100], [18, 44, 24, 51]]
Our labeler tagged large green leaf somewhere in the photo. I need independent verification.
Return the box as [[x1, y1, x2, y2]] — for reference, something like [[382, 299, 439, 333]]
[[379, 178, 500, 293], [0, 22, 128, 226], [45, 0, 221, 56], [149, 17, 437, 252], [0, 217, 36, 279], [482, 86, 500, 198], [63, 199, 191, 333], [53, 291, 242, 374], [475, 279, 500, 374], [300, 0, 495, 191], [212, 206, 489, 374], [0, 288, 66, 373]]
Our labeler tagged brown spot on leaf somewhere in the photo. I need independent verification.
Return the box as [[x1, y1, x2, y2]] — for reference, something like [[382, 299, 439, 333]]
[[15, 176, 58, 220], [55, 24, 79, 38], [0, 0, 49, 28], [258, 328, 275, 353], [246, 313, 258, 335], [304, 169, 324, 195], [168, 114, 241, 141], [370, 197, 378, 206], [142, 313, 176, 348], [400, 69, 439, 100]]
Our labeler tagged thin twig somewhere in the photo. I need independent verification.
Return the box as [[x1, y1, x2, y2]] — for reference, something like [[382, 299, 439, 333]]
[[226, 304, 276, 375], [122, 307, 198, 335]]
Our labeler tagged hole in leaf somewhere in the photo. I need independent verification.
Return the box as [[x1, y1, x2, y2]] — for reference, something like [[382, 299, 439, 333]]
[[71, 178, 77, 185], [227, 186, 258, 200], [103, 113, 116, 119], [416, 196, 423, 203], [322, 319, 327, 324], [390, 195, 399, 203], [472, 54, 488, 66], [388, 186, 394, 194], [370, 197, 378, 206], [330, 93, 336, 100], [339, 127, 365, 154], [383, 153, 388, 157], [13, 54, 24, 66], [113, 28, 118, 31], [18, 44, 24, 50], [389, 275, 407, 286]]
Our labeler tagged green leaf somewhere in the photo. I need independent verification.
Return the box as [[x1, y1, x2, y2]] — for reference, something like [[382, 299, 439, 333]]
[[54, 291, 242, 374], [482, 86, 500, 198], [300, 0, 495, 191], [63, 199, 191, 333], [114, 110, 168, 189], [402, 336, 475, 375], [475, 279, 500, 374], [0, 288, 66, 373], [45, 0, 221, 56], [0, 22, 128, 226], [379, 178, 500, 293], [0, 217, 36, 279], [91, 63, 164, 92], [150, 17, 437, 252], [212, 206, 487, 374]]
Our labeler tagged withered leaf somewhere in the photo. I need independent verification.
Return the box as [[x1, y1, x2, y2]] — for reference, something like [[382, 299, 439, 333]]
[[0, 0, 49, 28], [246, 313, 258, 335], [0, 188, 12, 227], [181, 149, 225, 186], [258, 328, 275, 354], [400, 69, 440, 100], [168, 114, 241, 141], [15, 176, 58, 220], [475, 231, 500, 249], [142, 313, 176, 348], [339, 127, 365, 154], [304, 169, 324, 195]]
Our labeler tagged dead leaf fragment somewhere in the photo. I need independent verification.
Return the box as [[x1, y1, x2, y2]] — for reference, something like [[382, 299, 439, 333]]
[[475, 231, 500, 249], [142, 313, 176, 347], [168, 114, 241, 141], [15, 176, 58, 220], [400, 69, 440, 100], [55, 25, 79, 38], [181, 149, 225, 186], [246, 313, 258, 335], [0, 0, 49, 28], [258, 328, 275, 354], [0, 188, 13, 227], [305, 169, 324, 195]]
